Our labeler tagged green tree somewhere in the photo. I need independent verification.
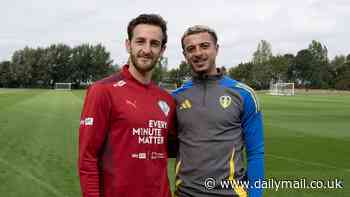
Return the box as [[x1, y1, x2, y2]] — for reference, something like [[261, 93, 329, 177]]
[[2, 43, 114, 89], [334, 62, 350, 90], [0, 61, 14, 87], [11, 47, 37, 87], [249, 40, 274, 89], [152, 57, 168, 84], [331, 55, 346, 69], [228, 62, 255, 87], [178, 60, 192, 81], [308, 40, 328, 64], [71, 44, 92, 85], [44, 44, 72, 87], [71, 44, 113, 87], [282, 54, 297, 82], [111, 63, 121, 73], [346, 54, 350, 62], [334, 55, 350, 90], [166, 61, 191, 87], [328, 55, 347, 88], [167, 68, 181, 88], [90, 44, 114, 80], [268, 55, 292, 83], [306, 40, 333, 88], [251, 63, 273, 89], [252, 40, 272, 64], [32, 47, 52, 87], [294, 49, 314, 87]]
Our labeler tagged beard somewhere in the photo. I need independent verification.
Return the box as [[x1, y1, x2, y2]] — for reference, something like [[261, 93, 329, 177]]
[[189, 56, 216, 76], [130, 51, 158, 74]]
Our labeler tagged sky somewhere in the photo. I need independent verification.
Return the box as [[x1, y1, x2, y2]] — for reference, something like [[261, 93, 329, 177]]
[[1, 0, 349, 69]]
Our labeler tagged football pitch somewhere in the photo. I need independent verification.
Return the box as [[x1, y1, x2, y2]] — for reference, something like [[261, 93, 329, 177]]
[[0, 88, 349, 197]]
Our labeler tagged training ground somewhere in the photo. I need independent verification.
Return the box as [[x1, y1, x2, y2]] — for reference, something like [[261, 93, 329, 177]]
[[0, 89, 349, 196]]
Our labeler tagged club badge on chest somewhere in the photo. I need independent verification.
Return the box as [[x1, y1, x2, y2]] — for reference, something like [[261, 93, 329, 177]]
[[219, 95, 232, 109], [158, 100, 170, 117]]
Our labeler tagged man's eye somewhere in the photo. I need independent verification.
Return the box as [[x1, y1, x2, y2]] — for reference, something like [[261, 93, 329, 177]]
[[186, 47, 195, 53], [151, 42, 161, 47], [135, 40, 144, 44], [201, 43, 210, 49]]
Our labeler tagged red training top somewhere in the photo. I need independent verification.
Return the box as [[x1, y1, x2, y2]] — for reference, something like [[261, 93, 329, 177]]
[[78, 65, 176, 197]]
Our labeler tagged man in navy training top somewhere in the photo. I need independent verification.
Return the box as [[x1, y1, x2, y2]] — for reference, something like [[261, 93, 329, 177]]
[[172, 25, 264, 197]]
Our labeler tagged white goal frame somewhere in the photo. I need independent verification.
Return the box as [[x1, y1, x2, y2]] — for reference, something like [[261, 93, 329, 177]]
[[269, 82, 295, 96], [54, 83, 72, 90]]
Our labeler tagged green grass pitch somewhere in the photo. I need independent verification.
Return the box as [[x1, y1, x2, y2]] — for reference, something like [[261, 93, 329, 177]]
[[0, 89, 349, 196]]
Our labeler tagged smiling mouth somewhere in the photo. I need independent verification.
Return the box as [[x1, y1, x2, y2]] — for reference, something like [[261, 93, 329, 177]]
[[193, 59, 207, 65], [139, 57, 152, 62]]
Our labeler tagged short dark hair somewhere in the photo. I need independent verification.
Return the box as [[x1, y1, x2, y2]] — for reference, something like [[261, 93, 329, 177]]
[[127, 14, 167, 47], [181, 25, 218, 50]]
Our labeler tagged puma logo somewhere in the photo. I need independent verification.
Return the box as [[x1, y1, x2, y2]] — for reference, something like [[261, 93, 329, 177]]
[[126, 99, 137, 108]]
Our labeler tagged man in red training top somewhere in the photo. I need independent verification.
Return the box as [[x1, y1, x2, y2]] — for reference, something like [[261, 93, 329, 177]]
[[78, 14, 176, 197]]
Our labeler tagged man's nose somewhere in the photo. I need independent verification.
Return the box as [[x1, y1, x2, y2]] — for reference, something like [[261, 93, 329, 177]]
[[193, 47, 203, 57], [141, 43, 152, 54]]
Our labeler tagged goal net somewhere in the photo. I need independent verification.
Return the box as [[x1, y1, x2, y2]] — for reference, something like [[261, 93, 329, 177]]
[[269, 82, 295, 96], [54, 83, 72, 90]]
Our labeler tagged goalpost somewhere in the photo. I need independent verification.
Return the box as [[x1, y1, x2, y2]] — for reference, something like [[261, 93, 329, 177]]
[[54, 83, 72, 90], [269, 82, 295, 96]]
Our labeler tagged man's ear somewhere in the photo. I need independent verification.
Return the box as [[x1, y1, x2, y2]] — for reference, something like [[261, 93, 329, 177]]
[[125, 39, 131, 53], [160, 45, 166, 56], [215, 44, 219, 57]]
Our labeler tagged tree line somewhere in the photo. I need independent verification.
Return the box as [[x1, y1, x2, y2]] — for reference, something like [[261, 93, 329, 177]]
[[0, 44, 115, 88], [0, 40, 349, 90], [156, 40, 350, 90], [228, 40, 350, 90]]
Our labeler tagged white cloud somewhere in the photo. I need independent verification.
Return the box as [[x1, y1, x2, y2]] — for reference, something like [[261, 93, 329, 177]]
[[1, 0, 349, 68]]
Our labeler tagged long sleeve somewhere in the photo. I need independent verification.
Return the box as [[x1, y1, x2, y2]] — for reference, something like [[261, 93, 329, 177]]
[[241, 90, 264, 197], [78, 84, 111, 197]]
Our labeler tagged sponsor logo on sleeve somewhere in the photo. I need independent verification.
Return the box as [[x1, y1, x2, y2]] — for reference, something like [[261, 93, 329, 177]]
[[80, 117, 94, 126], [84, 117, 94, 126]]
